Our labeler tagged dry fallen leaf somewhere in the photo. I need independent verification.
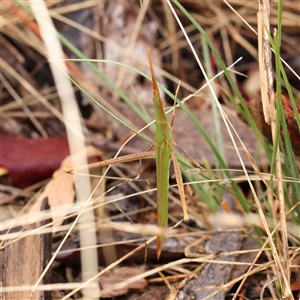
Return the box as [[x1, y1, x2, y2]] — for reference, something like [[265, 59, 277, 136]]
[[0, 134, 70, 188], [30, 146, 103, 231], [99, 267, 147, 298], [239, 93, 300, 156]]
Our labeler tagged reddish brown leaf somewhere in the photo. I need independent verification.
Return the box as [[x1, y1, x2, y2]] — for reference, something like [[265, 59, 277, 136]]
[[0, 134, 69, 188], [239, 94, 300, 156]]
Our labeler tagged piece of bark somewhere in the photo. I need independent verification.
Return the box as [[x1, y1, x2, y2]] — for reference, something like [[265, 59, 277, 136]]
[[1, 197, 52, 300], [183, 232, 245, 300], [182, 193, 258, 300]]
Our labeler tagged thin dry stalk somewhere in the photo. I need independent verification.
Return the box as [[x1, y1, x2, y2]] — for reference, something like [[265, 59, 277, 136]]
[[257, 0, 291, 298], [1, 73, 47, 137], [0, 59, 65, 123], [28, 1, 100, 299]]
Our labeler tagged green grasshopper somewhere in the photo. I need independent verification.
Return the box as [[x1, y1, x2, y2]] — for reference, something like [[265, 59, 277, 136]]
[[147, 49, 188, 258], [65, 49, 189, 259]]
